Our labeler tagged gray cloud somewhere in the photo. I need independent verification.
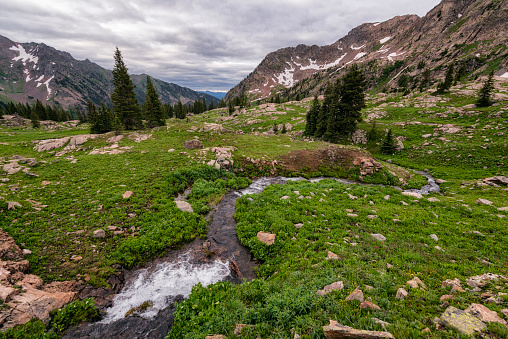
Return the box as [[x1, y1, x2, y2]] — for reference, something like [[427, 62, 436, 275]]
[[0, 0, 441, 91]]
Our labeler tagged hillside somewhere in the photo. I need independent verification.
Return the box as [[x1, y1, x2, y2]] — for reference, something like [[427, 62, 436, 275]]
[[0, 35, 219, 109], [226, 0, 508, 101], [1, 73, 507, 337]]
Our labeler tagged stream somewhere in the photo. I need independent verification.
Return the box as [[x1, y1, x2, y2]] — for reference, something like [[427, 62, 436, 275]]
[[64, 171, 438, 338]]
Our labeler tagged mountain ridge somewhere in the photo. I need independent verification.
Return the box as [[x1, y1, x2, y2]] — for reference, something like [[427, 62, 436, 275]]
[[226, 0, 508, 101], [0, 35, 219, 109]]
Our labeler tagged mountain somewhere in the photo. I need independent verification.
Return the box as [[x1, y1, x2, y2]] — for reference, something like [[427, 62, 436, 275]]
[[199, 91, 227, 100], [226, 0, 508, 101], [0, 35, 219, 109]]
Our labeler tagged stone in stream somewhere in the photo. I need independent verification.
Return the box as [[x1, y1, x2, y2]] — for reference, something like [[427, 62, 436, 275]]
[[323, 320, 394, 339]]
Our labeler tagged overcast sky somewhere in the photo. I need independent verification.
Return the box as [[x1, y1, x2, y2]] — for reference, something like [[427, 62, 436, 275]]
[[0, 0, 441, 92]]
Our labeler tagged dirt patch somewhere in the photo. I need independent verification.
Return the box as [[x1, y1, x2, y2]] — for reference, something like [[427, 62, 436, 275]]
[[277, 147, 369, 172]]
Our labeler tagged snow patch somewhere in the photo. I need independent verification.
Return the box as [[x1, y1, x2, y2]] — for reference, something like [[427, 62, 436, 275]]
[[9, 44, 38, 67], [300, 54, 348, 71], [351, 44, 365, 50], [23, 69, 32, 82], [44, 75, 54, 99], [458, 14, 462, 18], [354, 52, 367, 60], [388, 51, 405, 61], [373, 22, 381, 26], [500, 72, 508, 78], [379, 36, 392, 44], [275, 66, 296, 87]]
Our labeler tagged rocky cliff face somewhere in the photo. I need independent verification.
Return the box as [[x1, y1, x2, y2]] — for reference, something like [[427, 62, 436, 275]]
[[227, 0, 508, 101], [0, 35, 218, 109]]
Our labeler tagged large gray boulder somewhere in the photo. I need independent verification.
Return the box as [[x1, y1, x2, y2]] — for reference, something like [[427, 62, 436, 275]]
[[184, 139, 203, 149]]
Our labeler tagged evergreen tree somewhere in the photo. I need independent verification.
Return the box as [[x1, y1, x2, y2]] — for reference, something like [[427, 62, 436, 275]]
[[380, 129, 396, 155], [315, 84, 332, 138], [367, 120, 379, 142], [228, 101, 234, 116], [324, 64, 367, 142], [304, 95, 320, 137], [272, 123, 278, 133], [30, 110, 40, 128], [87, 102, 100, 133], [436, 64, 454, 94], [218, 99, 226, 108], [476, 70, 495, 107], [419, 69, 431, 92], [208, 100, 215, 111], [34, 100, 46, 120], [143, 76, 164, 128], [111, 47, 141, 130]]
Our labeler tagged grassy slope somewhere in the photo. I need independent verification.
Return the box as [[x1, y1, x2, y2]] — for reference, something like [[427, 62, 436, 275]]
[[0, 78, 507, 338]]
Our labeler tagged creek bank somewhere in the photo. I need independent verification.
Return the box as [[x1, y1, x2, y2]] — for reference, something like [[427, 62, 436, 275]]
[[65, 171, 439, 338]]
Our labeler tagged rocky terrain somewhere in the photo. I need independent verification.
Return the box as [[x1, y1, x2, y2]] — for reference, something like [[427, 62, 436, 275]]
[[226, 0, 508, 101], [0, 34, 219, 109]]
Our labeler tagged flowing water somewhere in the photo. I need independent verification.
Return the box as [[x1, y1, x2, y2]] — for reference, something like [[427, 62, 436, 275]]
[[65, 171, 437, 338]]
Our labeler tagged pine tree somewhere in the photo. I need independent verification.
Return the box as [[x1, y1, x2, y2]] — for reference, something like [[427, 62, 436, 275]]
[[34, 100, 46, 120], [380, 129, 396, 155], [30, 110, 40, 128], [143, 76, 164, 128], [88, 102, 100, 133], [367, 120, 379, 142], [436, 64, 454, 94], [419, 69, 431, 92], [281, 123, 287, 134], [111, 47, 141, 130], [476, 70, 495, 107], [208, 100, 215, 111], [304, 95, 320, 137], [324, 64, 366, 142], [315, 85, 332, 138], [228, 101, 234, 116]]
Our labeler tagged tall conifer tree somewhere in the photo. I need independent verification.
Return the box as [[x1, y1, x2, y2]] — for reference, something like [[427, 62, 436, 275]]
[[143, 76, 164, 127], [304, 95, 320, 137], [111, 47, 141, 130]]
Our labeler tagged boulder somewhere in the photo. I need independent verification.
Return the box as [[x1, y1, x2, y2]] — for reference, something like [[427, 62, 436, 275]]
[[33, 137, 71, 152], [323, 320, 394, 339], [475, 198, 493, 206], [466, 273, 506, 288], [327, 251, 339, 260], [360, 301, 381, 310], [465, 303, 507, 325], [483, 176, 508, 186], [371, 234, 386, 242], [440, 306, 487, 336], [0, 285, 18, 302], [257, 231, 275, 245], [3, 162, 21, 175], [184, 139, 203, 149], [430, 234, 439, 241], [353, 157, 382, 176], [442, 278, 461, 288], [122, 191, 134, 199], [406, 276, 426, 290], [175, 201, 194, 213], [345, 288, 365, 302], [317, 281, 344, 296], [93, 229, 106, 238], [395, 288, 408, 299], [402, 191, 423, 199], [0, 230, 24, 260]]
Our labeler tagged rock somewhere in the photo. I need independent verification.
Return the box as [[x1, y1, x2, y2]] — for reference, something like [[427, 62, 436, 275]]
[[347, 213, 358, 217], [257, 231, 275, 245], [427, 197, 440, 202], [436, 179, 447, 184], [395, 288, 408, 299], [430, 234, 439, 241], [422, 134, 432, 138], [3, 162, 22, 175], [383, 195, 390, 200], [475, 198, 493, 205], [168, 149, 175, 153], [466, 273, 506, 288], [70, 255, 82, 261], [435, 246, 444, 252], [501, 309, 508, 318], [440, 295, 454, 301], [294, 223, 304, 229], [175, 201, 193, 213], [0, 230, 24, 260], [0, 285, 18, 302], [345, 288, 365, 302], [440, 306, 487, 336], [41, 180, 51, 185], [348, 194, 358, 200], [407, 277, 426, 289], [7, 201, 22, 210], [395, 139, 404, 151], [465, 303, 507, 325], [371, 234, 386, 242], [281, 196, 290, 200], [25, 172, 39, 177], [323, 320, 394, 339], [34, 137, 71, 152], [371, 318, 390, 329], [483, 176, 508, 186], [498, 207, 508, 211], [442, 278, 462, 288], [184, 139, 203, 149], [20, 274, 44, 289], [93, 229, 106, 238], [234, 323, 250, 335], [360, 301, 381, 310], [385, 263, 393, 269], [353, 157, 382, 176], [327, 251, 339, 260], [107, 135, 124, 143], [402, 191, 423, 199], [22, 249, 32, 256], [122, 191, 134, 199], [317, 281, 344, 296], [206, 336, 227, 339], [367, 215, 377, 219]]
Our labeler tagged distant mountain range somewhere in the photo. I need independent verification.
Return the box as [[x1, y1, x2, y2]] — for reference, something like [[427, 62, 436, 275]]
[[0, 35, 219, 109], [199, 91, 227, 100], [226, 0, 508, 101]]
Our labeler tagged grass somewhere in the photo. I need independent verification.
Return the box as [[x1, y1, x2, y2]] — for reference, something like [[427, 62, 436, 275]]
[[1, 77, 507, 338]]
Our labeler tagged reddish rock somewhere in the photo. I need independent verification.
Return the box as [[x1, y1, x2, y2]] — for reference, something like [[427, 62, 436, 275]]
[[317, 281, 344, 296], [465, 303, 507, 325], [122, 191, 134, 199], [257, 231, 276, 245], [19, 275, 44, 289], [395, 288, 408, 300], [360, 301, 381, 310], [0, 229, 23, 260], [323, 320, 394, 338], [346, 288, 365, 302], [327, 251, 339, 260], [440, 295, 454, 302]]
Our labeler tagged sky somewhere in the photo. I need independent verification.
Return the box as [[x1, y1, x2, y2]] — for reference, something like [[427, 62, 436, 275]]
[[0, 0, 441, 92]]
